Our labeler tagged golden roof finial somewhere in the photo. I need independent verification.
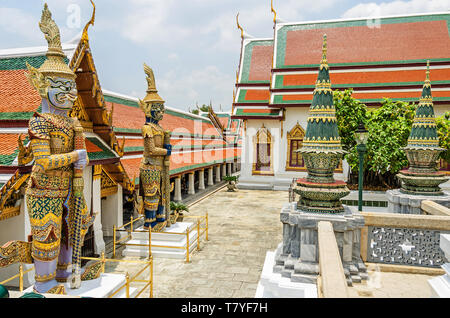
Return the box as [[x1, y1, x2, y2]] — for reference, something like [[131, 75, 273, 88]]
[[82, 0, 96, 42], [271, 0, 277, 24], [426, 60, 430, 81], [236, 13, 244, 40]]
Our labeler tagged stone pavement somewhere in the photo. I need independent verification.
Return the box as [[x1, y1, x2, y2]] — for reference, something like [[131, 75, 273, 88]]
[[347, 266, 437, 298], [107, 188, 437, 298], [110, 188, 286, 298]]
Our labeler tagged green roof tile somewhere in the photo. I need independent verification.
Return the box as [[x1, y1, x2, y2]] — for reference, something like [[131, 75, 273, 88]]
[[87, 137, 117, 161]]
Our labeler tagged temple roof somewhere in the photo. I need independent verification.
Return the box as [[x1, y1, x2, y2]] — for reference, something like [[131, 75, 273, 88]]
[[104, 90, 242, 181], [232, 38, 283, 120], [271, 12, 450, 107]]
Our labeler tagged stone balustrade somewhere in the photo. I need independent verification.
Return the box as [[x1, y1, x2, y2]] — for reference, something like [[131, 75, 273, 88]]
[[360, 212, 450, 269], [317, 221, 349, 298], [421, 200, 450, 216]]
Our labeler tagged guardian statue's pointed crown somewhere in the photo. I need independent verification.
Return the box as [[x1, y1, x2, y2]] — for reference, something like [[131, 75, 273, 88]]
[[25, 3, 76, 98]]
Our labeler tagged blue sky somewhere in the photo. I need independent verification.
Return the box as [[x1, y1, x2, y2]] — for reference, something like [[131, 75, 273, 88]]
[[1, 0, 449, 112]]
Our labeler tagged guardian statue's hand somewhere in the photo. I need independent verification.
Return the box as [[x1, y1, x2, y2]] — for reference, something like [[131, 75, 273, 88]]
[[163, 144, 172, 156], [74, 149, 88, 170]]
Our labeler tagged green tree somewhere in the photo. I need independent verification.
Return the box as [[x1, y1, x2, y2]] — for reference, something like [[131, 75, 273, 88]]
[[436, 111, 450, 163], [333, 89, 368, 153], [363, 99, 416, 187], [334, 90, 416, 188], [189, 103, 212, 115]]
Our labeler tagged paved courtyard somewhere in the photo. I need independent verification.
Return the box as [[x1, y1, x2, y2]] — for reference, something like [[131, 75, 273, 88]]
[[108, 188, 438, 298], [112, 188, 286, 298]]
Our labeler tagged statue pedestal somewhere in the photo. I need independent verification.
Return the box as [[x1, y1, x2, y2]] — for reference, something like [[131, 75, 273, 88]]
[[22, 273, 138, 298], [255, 245, 318, 298], [428, 234, 450, 298], [387, 189, 450, 214], [122, 222, 198, 259], [274, 203, 367, 287]]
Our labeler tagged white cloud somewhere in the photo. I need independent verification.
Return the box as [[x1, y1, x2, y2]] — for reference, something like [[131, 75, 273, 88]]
[[119, 0, 191, 45], [342, 0, 450, 19], [157, 66, 235, 110], [0, 8, 41, 40]]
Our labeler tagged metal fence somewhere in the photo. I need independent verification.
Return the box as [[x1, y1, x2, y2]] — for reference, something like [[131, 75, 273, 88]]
[[113, 214, 209, 263], [0, 252, 154, 298]]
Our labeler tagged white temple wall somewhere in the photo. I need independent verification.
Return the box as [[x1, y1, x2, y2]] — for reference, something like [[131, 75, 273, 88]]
[[274, 107, 309, 190], [434, 104, 449, 119], [101, 184, 123, 237], [238, 108, 349, 191], [238, 119, 278, 190]]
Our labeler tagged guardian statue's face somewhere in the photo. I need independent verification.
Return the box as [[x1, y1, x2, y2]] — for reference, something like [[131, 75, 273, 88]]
[[150, 103, 165, 122], [47, 76, 77, 110]]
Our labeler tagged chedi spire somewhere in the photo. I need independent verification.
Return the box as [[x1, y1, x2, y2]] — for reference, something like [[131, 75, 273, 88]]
[[295, 35, 349, 214], [397, 60, 448, 195]]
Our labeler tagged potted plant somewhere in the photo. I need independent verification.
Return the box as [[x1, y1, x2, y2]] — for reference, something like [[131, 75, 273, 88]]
[[223, 175, 239, 192], [170, 201, 189, 223]]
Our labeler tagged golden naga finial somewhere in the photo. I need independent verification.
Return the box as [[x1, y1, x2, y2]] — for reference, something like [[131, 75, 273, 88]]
[[236, 13, 244, 40], [271, 0, 277, 24], [82, 0, 96, 42]]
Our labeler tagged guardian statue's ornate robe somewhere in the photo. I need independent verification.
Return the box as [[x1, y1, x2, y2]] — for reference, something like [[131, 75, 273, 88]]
[[26, 113, 92, 270], [139, 122, 168, 229]]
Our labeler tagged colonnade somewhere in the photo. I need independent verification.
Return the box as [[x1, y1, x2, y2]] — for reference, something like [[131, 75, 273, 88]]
[[172, 161, 240, 202]]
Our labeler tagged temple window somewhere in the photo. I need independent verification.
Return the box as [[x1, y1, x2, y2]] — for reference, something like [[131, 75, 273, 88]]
[[286, 122, 306, 171], [252, 124, 274, 175]]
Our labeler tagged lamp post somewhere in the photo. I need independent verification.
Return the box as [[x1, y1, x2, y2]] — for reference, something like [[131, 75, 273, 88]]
[[355, 122, 368, 212]]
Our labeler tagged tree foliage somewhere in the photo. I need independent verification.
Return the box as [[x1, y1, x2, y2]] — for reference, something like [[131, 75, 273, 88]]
[[189, 103, 211, 115], [334, 90, 416, 188], [333, 89, 367, 153], [436, 111, 450, 163], [364, 99, 415, 177]]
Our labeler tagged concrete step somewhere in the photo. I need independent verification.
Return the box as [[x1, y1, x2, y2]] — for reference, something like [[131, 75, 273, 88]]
[[23, 273, 135, 298], [112, 286, 139, 298], [122, 236, 199, 259], [131, 222, 197, 242]]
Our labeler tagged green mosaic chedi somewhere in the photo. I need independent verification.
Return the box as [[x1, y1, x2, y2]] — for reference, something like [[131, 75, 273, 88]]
[[397, 61, 449, 195], [294, 35, 349, 213]]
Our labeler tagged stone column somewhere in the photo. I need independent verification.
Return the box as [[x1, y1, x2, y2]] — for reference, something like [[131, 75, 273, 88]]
[[222, 163, 227, 177], [188, 172, 196, 195], [208, 167, 214, 186], [232, 162, 237, 173], [227, 163, 232, 176], [91, 167, 105, 254], [199, 169, 205, 190], [215, 165, 221, 183], [174, 176, 182, 201]]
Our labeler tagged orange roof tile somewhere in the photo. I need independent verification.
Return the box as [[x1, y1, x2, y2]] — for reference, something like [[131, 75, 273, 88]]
[[0, 134, 21, 155], [283, 20, 450, 66], [0, 70, 41, 114]]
